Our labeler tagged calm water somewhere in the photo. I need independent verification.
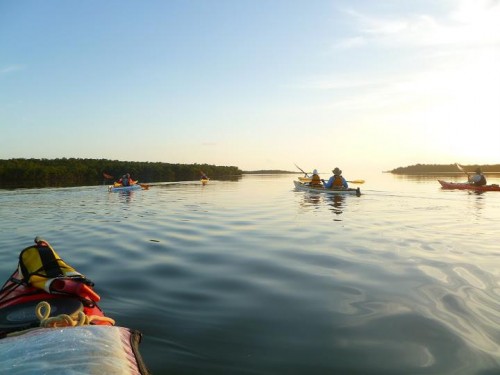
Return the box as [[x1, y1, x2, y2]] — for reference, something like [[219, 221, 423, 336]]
[[0, 174, 499, 375]]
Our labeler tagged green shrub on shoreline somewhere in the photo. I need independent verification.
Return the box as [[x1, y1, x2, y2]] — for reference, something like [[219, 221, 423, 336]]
[[0, 158, 242, 188]]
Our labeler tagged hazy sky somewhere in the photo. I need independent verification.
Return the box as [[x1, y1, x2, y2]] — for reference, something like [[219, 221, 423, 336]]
[[1, 0, 499, 174]]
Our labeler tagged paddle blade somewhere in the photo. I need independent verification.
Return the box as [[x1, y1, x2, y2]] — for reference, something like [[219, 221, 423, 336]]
[[455, 163, 470, 177], [348, 180, 365, 184]]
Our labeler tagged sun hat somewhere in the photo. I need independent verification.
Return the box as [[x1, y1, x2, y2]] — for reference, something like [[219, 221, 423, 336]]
[[333, 167, 342, 175]]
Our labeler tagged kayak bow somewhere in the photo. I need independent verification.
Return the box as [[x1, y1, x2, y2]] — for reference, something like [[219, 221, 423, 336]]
[[0, 237, 150, 374]]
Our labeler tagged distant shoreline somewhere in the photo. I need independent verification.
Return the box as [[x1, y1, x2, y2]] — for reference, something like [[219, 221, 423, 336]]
[[389, 163, 500, 174]]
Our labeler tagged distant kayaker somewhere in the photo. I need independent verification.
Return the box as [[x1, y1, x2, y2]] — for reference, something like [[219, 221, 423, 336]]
[[118, 173, 132, 186], [322, 167, 348, 189], [469, 167, 487, 186], [309, 169, 322, 186], [200, 171, 209, 180]]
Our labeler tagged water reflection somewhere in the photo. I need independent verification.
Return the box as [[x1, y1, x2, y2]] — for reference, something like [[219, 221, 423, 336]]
[[468, 192, 486, 219], [106, 190, 137, 204], [300, 192, 321, 206], [326, 194, 345, 216], [297, 192, 346, 219]]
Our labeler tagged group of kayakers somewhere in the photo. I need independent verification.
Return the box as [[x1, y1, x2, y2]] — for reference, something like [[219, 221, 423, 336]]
[[308, 167, 349, 188], [116, 166, 487, 190], [306, 166, 487, 189], [113, 171, 210, 187]]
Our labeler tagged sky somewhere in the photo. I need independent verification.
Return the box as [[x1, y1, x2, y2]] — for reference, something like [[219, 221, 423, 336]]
[[1, 0, 499, 175]]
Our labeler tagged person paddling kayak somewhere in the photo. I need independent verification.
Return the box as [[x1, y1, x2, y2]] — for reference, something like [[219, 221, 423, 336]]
[[118, 173, 133, 186], [309, 169, 322, 186], [469, 167, 487, 186], [322, 167, 348, 189]]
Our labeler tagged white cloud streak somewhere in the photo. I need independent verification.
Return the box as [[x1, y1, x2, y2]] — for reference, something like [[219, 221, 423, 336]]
[[0, 65, 24, 75]]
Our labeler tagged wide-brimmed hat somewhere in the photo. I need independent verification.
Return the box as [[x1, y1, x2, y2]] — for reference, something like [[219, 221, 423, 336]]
[[333, 167, 342, 175]]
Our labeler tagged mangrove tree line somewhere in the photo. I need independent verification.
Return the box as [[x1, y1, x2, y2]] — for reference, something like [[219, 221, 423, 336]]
[[0, 158, 242, 188]]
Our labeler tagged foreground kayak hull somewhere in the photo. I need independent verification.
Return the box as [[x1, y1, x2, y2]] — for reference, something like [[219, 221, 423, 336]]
[[438, 180, 500, 191], [0, 325, 148, 374], [0, 238, 150, 374], [293, 180, 361, 196]]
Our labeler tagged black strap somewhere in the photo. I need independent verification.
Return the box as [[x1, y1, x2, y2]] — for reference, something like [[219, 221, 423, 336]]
[[38, 246, 63, 278]]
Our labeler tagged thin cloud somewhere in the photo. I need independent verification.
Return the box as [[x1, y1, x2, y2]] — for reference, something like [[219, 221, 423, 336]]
[[336, 0, 500, 49], [0, 65, 24, 75]]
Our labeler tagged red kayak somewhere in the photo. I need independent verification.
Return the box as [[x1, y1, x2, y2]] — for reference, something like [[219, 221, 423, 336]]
[[438, 180, 500, 191], [0, 237, 150, 374]]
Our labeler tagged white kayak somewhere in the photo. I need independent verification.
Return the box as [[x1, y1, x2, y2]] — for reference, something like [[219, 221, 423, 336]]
[[293, 180, 361, 196]]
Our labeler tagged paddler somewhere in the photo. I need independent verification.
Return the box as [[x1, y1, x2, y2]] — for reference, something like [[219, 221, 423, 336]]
[[309, 169, 322, 186], [322, 167, 348, 188], [118, 173, 132, 186], [469, 167, 487, 186]]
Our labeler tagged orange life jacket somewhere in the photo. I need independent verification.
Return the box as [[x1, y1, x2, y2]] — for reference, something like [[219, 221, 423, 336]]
[[332, 175, 343, 187], [310, 174, 322, 185]]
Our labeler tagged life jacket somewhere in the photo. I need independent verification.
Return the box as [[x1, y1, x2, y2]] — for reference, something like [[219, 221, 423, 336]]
[[310, 174, 322, 186], [121, 176, 130, 186], [17, 238, 99, 301], [332, 175, 344, 187]]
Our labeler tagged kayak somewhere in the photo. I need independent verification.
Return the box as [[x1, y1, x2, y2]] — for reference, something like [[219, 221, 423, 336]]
[[294, 180, 361, 196], [201, 178, 209, 185], [0, 237, 150, 374], [438, 180, 500, 192], [299, 176, 366, 184], [108, 182, 143, 192]]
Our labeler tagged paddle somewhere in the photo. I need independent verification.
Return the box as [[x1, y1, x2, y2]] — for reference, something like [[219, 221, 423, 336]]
[[455, 163, 471, 182], [294, 163, 309, 177], [139, 183, 150, 190], [321, 178, 365, 186]]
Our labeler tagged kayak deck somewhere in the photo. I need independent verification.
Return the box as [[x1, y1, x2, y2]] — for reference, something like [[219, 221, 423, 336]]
[[438, 180, 500, 191], [0, 237, 150, 374], [294, 180, 361, 196]]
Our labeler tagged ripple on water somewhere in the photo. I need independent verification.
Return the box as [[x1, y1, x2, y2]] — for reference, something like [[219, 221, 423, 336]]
[[1, 178, 500, 374]]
